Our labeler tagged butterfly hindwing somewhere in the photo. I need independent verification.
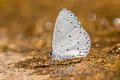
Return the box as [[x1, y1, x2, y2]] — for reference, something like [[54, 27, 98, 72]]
[[56, 27, 91, 58]]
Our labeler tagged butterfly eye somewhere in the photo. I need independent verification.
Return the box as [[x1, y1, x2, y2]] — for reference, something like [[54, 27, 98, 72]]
[[48, 51, 53, 56]]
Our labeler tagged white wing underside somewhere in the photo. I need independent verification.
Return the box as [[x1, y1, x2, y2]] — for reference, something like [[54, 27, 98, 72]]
[[52, 8, 91, 60]]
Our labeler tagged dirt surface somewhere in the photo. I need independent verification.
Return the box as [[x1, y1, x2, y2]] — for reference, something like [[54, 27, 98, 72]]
[[0, 0, 120, 80]]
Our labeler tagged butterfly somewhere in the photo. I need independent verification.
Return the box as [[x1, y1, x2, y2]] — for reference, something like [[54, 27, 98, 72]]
[[49, 8, 91, 60]]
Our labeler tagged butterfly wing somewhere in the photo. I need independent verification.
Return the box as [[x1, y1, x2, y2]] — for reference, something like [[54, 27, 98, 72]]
[[52, 8, 91, 60]]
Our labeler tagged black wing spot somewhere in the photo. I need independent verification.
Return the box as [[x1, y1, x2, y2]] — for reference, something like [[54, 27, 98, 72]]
[[61, 45, 63, 47], [57, 31, 61, 33], [86, 48, 88, 50], [77, 41, 80, 44], [68, 11, 70, 14], [66, 48, 69, 51], [74, 26, 76, 28], [67, 19, 69, 21], [80, 31, 82, 33], [86, 51, 88, 53], [84, 32, 86, 35], [77, 47, 79, 50], [86, 37, 88, 39], [69, 35, 72, 38], [87, 42, 89, 44], [70, 22, 73, 24], [74, 18, 76, 20]]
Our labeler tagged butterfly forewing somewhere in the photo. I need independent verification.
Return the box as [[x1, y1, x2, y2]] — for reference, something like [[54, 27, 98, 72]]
[[52, 8, 81, 50]]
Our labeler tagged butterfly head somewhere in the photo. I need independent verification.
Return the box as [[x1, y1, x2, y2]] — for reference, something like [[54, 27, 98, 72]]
[[48, 51, 64, 60], [48, 51, 57, 60], [48, 51, 53, 56]]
